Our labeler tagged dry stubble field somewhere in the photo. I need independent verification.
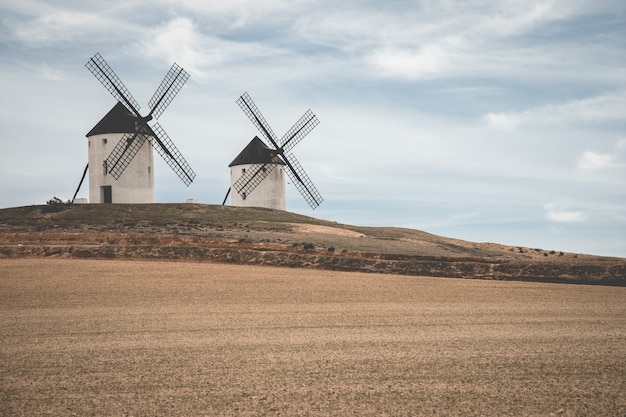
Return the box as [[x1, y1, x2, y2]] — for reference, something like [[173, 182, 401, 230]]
[[1, 258, 625, 416]]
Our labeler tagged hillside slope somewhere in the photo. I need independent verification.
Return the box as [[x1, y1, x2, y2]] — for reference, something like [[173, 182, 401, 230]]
[[1, 203, 624, 285]]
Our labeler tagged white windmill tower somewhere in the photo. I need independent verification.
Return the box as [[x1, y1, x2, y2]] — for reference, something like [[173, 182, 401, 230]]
[[85, 102, 156, 203], [223, 92, 323, 210], [228, 136, 287, 210], [80, 53, 195, 204]]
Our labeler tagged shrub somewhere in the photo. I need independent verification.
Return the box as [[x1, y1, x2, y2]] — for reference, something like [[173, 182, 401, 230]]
[[42, 196, 69, 213]]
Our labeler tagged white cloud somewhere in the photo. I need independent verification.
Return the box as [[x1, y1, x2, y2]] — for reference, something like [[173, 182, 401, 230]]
[[136, 17, 207, 77], [577, 151, 615, 172], [476, 0, 576, 37], [482, 112, 522, 131], [132, 16, 311, 84], [576, 138, 626, 173], [289, 0, 606, 84], [7, 10, 134, 46], [39, 62, 67, 80], [367, 44, 449, 80], [483, 91, 626, 130], [544, 203, 585, 223]]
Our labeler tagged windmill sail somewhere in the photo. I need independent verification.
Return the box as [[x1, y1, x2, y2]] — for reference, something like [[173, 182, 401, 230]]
[[233, 163, 277, 198], [151, 122, 196, 186], [105, 131, 149, 179], [86, 53, 195, 186], [280, 109, 319, 153], [148, 63, 190, 120], [234, 92, 323, 209], [284, 153, 323, 209], [85, 53, 141, 116], [237, 92, 280, 147]]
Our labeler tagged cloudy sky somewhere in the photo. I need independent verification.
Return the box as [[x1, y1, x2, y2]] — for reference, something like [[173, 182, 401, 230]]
[[1, 0, 624, 257]]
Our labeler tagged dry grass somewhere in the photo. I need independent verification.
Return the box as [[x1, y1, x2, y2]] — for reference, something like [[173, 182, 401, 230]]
[[1, 258, 625, 416], [2, 202, 617, 260], [2, 204, 624, 284]]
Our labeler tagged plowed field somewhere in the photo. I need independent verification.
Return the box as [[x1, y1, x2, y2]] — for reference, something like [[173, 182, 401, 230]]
[[1, 259, 625, 416]]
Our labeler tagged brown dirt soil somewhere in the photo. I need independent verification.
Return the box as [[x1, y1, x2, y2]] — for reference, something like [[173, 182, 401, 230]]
[[0, 203, 624, 285], [1, 258, 625, 416]]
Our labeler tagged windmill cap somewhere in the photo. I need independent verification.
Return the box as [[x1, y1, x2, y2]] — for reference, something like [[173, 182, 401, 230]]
[[86, 101, 154, 137], [229, 136, 285, 167]]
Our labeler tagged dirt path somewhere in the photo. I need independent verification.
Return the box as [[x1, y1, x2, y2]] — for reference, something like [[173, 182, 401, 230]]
[[1, 258, 626, 416]]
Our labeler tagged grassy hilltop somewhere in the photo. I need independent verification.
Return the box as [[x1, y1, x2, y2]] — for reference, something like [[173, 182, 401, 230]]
[[0, 203, 624, 285]]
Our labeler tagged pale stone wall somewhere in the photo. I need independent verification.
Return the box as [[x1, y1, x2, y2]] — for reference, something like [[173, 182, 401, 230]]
[[87, 133, 154, 203], [229, 164, 286, 210]]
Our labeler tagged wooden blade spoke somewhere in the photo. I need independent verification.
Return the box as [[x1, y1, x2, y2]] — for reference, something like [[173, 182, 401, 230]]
[[233, 163, 276, 199], [105, 132, 148, 179], [280, 110, 319, 153], [236, 92, 280, 148], [85, 53, 141, 117], [150, 122, 196, 186], [148, 63, 190, 120], [283, 153, 323, 209]]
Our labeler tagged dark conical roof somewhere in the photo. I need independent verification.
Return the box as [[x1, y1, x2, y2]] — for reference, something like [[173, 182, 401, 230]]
[[86, 102, 139, 137], [229, 136, 285, 167]]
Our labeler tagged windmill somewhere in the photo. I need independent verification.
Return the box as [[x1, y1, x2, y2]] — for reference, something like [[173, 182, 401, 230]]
[[224, 92, 323, 210], [81, 52, 195, 204]]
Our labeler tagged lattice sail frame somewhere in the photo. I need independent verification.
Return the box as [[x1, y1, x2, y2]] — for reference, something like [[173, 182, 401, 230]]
[[236, 93, 280, 146], [235, 92, 323, 209], [284, 153, 323, 209], [280, 109, 319, 153], [86, 53, 195, 186], [233, 163, 278, 198], [148, 63, 190, 120], [151, 123, 196, 186], [106, 132, 149, 179], [86, 53, 141, 116]]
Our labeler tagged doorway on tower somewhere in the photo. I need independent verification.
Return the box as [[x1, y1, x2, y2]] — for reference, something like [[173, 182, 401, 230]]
[[101, 186, 112, 203]]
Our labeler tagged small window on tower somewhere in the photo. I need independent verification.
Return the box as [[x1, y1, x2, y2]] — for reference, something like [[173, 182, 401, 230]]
[[103, 160, 108, 175], [242, 168, 246, 174], [102, 138, 107, 145]]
